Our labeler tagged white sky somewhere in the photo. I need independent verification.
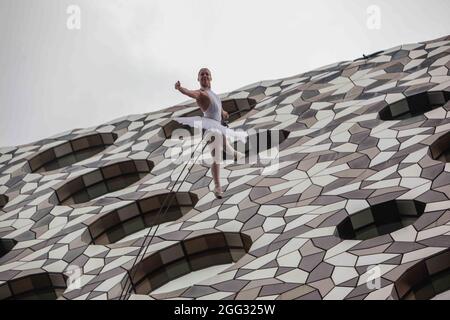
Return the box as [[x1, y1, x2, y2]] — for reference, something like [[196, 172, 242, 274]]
[[0, 0, 449, 147]]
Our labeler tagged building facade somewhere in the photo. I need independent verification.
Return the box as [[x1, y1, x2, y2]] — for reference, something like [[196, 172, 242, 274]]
[[0, 35, 449, 300]]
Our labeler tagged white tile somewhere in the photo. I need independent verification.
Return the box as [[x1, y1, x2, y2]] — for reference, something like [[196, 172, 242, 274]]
[[425, 107, 447, 119], [216, 220, 243, 232], [102, 256, 135, 273], [238, 268, 278, 280], [96, 273, 126, 292], [183, 220, 216, 231], [224, 188, 251, 205], [323, 287, 353, 300], [258, 205, 285, 217], [325, 240, 360, 260], [277, 251, 301, 268], [391, 225, 417, 242], [298, 227, 335, 238], [402, 147, 428, 163], [399, 164, 422, 177], [284, 215, 316, 232], [400, 177, 429, 188], [402, 247, 446, 264], [49, 245, 69, 259], [356, 253, 399, 266], [425, 200, 450, 212], [326, 252, 358, 267], [279, 238, 309, 256], [277, 269, 308, 284], [332, 266, 358, 285], [324, 182, 361, 196], [346, 200, 370, 215], [245, 250, 279, 269], [189, 206, 219, 222], [363, 178, 400, 189], [263, 217, 285, 232], [403, 59, 425, 71], [377, 138, 398, 151], [397, 181, 431, 200], [43, 260, 68, 273], [284, 180, 312, 195], [416, 226, 450, 241], [399, 135, 428, 150], [365, 284, 395, 300], [369, 152, 396, 167], [311, 201, 346, 214], [251, 233, 279, 251], [282, 170, 308, 181]]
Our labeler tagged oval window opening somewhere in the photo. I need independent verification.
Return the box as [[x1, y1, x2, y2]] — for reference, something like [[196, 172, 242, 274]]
[[379, 91, 450, 121], [85, 192, 199, 245], [393, 249, 450, 300], [0, 195, 8, 209], [429, 131, 450, 163], [51, 160, 154, 206], [0, 239, 16, 259], [0, 273, 67, 300], [28, 133, 118, 173], [336, 200, 425, 241], [128, 232, 252, 296]]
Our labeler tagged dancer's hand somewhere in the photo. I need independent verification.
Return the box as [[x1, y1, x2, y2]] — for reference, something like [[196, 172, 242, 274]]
[[175, 81, 181, 90], [222, 110, 229, 119]]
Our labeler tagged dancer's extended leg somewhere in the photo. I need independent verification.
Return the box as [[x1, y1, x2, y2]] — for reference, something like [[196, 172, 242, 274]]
[[207, 133, 224, 198], [223, 136, 245, 161]]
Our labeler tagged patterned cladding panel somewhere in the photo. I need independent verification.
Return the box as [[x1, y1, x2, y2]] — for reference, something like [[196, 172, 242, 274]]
[[0, 35, 450, 300]]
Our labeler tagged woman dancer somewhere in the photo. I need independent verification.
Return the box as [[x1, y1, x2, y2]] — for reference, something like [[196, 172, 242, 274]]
[[174, 68, 246, 199]]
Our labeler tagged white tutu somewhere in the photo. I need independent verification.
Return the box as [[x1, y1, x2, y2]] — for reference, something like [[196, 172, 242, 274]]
[[174, 116, 248, 143]]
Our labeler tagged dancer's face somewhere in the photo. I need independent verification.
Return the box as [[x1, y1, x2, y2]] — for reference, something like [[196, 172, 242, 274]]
[[198, 68, 212, 88]]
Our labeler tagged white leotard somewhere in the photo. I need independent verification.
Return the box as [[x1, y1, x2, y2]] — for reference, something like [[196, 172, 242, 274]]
[[203, 89, 222, 122]]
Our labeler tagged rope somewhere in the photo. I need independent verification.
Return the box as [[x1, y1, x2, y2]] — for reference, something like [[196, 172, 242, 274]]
[[118, 133, 209, 300], [118, 92, 280, 299]]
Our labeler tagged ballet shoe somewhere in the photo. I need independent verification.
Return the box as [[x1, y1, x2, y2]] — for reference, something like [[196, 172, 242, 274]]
[[213, 187, 223, 199]]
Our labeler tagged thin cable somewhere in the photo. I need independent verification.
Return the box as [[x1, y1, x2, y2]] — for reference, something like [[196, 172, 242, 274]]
[[119, 93, 279, 299], [118, 133, 209, 299], [118, 135, 206, 298], [120, 138, 209, 299], [118, 138, 205, 299]]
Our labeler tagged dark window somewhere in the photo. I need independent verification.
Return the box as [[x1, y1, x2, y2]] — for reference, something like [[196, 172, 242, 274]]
[[0, 239, 16, 259], [336, 200, 425, 241], [394, 249, 450, 300], [0, 195, 7, 209], [28, 133, 118, 173], [430, 131, 450, 163], [0, 273, 67, 300], [52, 160, 154, 206], [85, 192, 199, 244], [379, 91, 450, 121], [128, 232, 252, 295]]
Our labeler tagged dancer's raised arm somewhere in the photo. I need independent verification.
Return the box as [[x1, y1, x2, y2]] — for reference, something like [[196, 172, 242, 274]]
[[175, 81, 210, 112], [175, 81, 200, 99]]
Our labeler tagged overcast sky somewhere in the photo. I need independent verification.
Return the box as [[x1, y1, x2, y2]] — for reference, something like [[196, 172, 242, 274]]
[[0, 0, 449, 147]]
